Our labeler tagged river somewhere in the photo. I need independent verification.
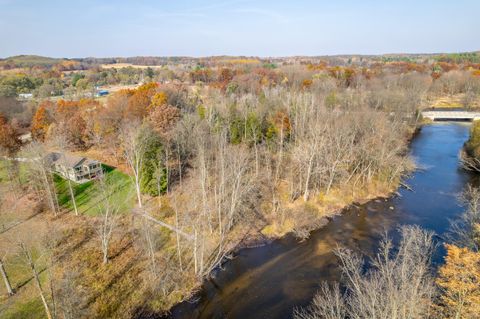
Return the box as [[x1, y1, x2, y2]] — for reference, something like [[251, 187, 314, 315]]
[[168, 123, 475, 319]]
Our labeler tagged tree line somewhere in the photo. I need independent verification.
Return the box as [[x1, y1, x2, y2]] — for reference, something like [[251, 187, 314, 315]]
[[0, 60, 479, 317]]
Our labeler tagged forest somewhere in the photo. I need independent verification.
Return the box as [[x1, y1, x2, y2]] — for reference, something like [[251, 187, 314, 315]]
[[0, 53, 480, 318]]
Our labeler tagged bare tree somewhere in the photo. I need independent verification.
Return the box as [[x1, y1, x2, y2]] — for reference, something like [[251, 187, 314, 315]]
[[22, 142, 59, 216], [460, 149, 480, 173], [95, 175, 120, 264], [295, 226, 436, 319], [0, 157, 22, 201], [140, 217, 159, 280], [55, 270, 88, 319], [294, 282, 346, 319], [19, 242, 53, 319], [0, 256, 14, 296], [120, 121, 151, 209], [450, 185, 480, 252], [171, 195, 183, 271], [291, 125, 324, 201]]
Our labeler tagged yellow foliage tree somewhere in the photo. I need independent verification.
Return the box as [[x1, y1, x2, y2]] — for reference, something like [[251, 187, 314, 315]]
[[436, 244, 480, 319], [148, 92, 168, 112]]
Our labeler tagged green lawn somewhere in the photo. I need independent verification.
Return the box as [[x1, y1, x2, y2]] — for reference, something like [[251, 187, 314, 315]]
[[1, 298, 45, 319], [54, 165, 135, 216], [0, 248, 48, 319], [0, 160, 29, 186], [0, 160, 134, 216]]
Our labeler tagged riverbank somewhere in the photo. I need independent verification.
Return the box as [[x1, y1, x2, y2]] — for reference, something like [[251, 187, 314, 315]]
[[155, 126, 419, 317], [165, 122, 472, 319], [0, 122, 419, 319]]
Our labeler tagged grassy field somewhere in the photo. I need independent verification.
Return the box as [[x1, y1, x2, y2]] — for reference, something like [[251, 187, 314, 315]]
[[0, 162, 135, 318], [1, 55, 62, 68], [0, 251, 48, 319], [0, 160, 29, 185], [101, 63, 164, 69], [430, 94, 480, 109], [55, 165, 135, 216], [1, 298, 45, 319], [1, 161, 134, 217]]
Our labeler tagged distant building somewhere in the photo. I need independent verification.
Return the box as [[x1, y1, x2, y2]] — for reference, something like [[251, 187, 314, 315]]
[[46, 152, 102, 183], [18, 93, 33, 100], [96, 90, 109, 97], [18, 132, 32, 143]]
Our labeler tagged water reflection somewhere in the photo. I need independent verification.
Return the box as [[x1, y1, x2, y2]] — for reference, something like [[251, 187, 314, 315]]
[[169, 123, 474, 319]]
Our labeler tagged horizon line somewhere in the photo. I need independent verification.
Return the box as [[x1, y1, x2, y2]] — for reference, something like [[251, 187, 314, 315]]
[[2, 49, 480, 60]]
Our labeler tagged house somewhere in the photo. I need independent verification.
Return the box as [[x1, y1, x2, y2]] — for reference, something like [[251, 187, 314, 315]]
[[46, 152, 102, 183], [18, 93, 33, 100]]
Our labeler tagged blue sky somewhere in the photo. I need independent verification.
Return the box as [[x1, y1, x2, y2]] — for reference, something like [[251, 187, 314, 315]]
[[0, 0, 478, 58]]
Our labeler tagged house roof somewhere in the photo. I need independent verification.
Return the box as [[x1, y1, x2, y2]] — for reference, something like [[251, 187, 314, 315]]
[[47, 152, 87, 168]]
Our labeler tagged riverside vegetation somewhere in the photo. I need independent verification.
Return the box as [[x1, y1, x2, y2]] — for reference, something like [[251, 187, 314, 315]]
[[0, 53, 480, 318], [295, 185, 480, 319]]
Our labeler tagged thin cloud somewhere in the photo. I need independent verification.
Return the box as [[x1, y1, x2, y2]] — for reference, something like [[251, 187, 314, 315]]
[[232, 7, 290, 24], [144, 11, 206, 19]]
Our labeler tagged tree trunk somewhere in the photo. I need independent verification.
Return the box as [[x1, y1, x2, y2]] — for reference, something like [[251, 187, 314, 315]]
[[165, 146, 170, 194], [141, 219, 157, 279], [102, 221, 109, 264], [67, 179, 78, 216], [193, 229, 198, 275], [174, 206, 183, 271], [40, 164, 57, 216], [303, 153, 314, 201], [134, 171, 143, 209], [254, 141, 259, 177], [62, 153, 78, 216], [0, 258, 14, 296], [21, 244, 53, 319]]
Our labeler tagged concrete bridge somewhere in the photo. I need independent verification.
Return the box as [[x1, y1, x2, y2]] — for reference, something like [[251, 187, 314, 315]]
[[422, 110, 480, 121]]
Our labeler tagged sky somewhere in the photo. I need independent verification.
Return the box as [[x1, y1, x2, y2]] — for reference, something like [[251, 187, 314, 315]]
[[0, 0, 479, 58]]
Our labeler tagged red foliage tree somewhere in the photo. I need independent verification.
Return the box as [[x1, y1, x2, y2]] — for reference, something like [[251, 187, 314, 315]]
[[0, 113, 19, 154]]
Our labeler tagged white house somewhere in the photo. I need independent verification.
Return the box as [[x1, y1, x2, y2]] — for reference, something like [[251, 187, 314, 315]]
[[46, 152, 102, 183], [18, 93, 33, 100]]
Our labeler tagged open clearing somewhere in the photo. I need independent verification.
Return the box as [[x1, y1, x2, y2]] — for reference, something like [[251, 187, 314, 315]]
[[55, 165, 134, 216], [101, 63, 165, 69]]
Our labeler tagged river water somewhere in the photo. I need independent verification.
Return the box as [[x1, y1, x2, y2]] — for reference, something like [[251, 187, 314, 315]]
[[168, 123, 475, 319]]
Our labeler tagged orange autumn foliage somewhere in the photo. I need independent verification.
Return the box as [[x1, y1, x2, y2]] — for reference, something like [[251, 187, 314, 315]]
[[307, 62, 327, 71], [126, 82, 158, 119], [190, 68, 213, 83], [56, 99, 80, 121], [54, 99, 98, 121], [436, 244, 480, 319], [219, 68, 234, 83], [431, 72, 442, 80], [147, 104, 180, 137], [436, 62, 458, 73], [31, 104, 52, 141], [386, 61, 427, 73], [302, 79, 313, 89], [0, 112, 19, 153], [269, 110, 291, 140], [327, 66, 343, 79]]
